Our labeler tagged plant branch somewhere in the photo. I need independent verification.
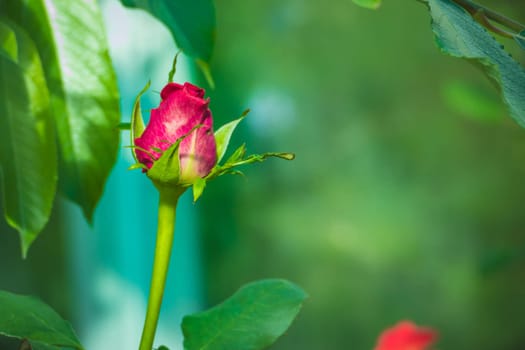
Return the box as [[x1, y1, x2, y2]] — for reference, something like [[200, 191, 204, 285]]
[[451, 0, 525, 35], [139, 188, 182, 350]]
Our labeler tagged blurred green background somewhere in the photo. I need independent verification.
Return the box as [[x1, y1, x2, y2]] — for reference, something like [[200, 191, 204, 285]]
[[2, 0, 525, 349], [203, 1, 525, 349]]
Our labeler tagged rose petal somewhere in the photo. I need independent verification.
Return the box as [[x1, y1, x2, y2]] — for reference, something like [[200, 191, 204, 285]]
[[160, 82, 184, 101], [135, 81, 217, 182], [182, 82, 205, 98], [179, 125, 217, 182]]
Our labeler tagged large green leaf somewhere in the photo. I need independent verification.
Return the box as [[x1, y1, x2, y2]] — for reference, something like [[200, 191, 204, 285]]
[[182, 279, 307, 350], [0, 290, 84, 350], [425, 0, 525, 126], [4, 0, 120, 221], [120, 0, 215, 77], [0, 19, 57, 257]]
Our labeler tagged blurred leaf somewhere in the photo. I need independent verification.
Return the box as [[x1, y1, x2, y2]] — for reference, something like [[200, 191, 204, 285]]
[[182, 279, 307, 350], [0, 23, 17, 60], [30, 342, 62, 350], [352, 0, 382, 10], [0, 20, 57, 256], [120, 0, 215, 69], [0, 290, 83, 350], [425, 0, 525, 126], [4, 0, 120, 221], [515, 30, 525, 50], [118, 122, 131, 130], [168, 52, 180, 83], [195, 59, 215, 89], [442, 80, 504, 122], [480, 246, 525, 275]]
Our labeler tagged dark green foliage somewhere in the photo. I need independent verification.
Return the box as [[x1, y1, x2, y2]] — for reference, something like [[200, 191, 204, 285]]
[[182, 279, 307, 350], [0, 290, 83, 350]]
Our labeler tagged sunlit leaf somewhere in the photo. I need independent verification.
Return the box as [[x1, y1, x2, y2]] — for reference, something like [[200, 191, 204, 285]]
[[5, 0, 120, 221], [182, 279, 307, 350], [0, 23, 17, 60], [352, 0, 381, 10], [425, 0, 525, 126], [0, 290, 84, 350], [0, 20, 56, 257]]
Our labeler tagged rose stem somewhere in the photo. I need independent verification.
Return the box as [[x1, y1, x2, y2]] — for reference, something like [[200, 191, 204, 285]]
[[139, 188, 181, 350]]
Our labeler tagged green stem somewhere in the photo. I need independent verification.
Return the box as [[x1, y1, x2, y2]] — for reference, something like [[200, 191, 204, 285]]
[[451, 0, 525, 34], [139, 188, 182, 350]]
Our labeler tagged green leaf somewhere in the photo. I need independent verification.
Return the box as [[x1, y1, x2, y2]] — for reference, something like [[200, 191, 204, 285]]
[[147, 141, 182, 187], [146, 124, 205, 188], [0, 22, 17, 61], [168, 52, 180, 83], [118, 122, 131, 130], [0, 290, 84, 350], [30, 341, 62, 350], [214, 110, 249, 164], [128, 163, 149, 171], [182, 279, 307, 350], [425, 0, 525, 126], [5, 0, 120, 221], [120, 0, 215, 63], [0, 19, 57, 257], [224, 152, 295, 170], [442, 80, 504, 122], [352, 0, 382, 10], [208, 146, 294, 180], [195, 59, 215, 89], [224, 144, 247, 165], [131, 81, 150, 162]]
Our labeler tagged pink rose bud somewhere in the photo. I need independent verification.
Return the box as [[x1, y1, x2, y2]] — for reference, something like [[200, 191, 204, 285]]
[[374, 321, 438, 350], [134, 82, 217, 185]]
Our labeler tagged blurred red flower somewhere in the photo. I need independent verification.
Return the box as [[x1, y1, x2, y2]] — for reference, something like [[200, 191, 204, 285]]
[[374, 321, 438, 350]]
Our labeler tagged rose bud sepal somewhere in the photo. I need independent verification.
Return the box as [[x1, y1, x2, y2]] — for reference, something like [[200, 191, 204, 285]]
[[189, 110, 295, 202], [130, 80, 150, 162], [189, 109, 248, 201], [145, 124, 204, 193]]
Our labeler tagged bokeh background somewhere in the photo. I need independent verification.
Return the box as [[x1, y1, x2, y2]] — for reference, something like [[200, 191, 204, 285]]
[[2, 0, 525, 349]]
